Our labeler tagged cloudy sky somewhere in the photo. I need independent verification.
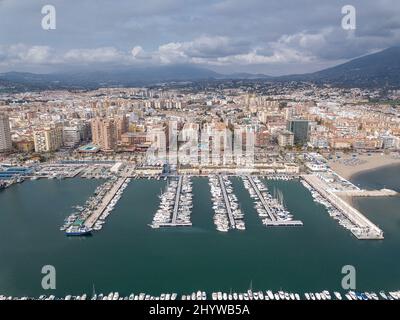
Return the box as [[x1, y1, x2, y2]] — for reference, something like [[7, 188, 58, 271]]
[[0, 0, 400, 75]]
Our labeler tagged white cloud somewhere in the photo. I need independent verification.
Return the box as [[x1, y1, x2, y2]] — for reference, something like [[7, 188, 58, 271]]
[[157, 42, 188, 64], [131, 46, 144, 58], [130, 35, 316, 66], [0, 26, 398, 74], [0, 35, 318, 71], [0, 44, 54, 66], [63, 47, 126, 63], [22, 46, 52, 63], [1, 0, 400, 74]]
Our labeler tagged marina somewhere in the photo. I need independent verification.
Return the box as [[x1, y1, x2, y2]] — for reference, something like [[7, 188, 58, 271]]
[[1, 172, 400, 298], [209, 175, 245, 232], [150, 175, 193, 228], [61, 177, 130, 235], [301, 174, 384, 240], [84, 177, 130, 230], [243, 176, 303, 227], [59, 173, 306, 234], [29, 163, 116, 180], [1, 6, 400, 305]]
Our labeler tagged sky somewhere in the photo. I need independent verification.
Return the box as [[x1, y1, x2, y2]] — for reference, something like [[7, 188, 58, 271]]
[[0, 0, 400, 75]]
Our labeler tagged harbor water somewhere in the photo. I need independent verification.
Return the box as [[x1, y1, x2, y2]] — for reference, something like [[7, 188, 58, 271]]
[[0, 171, 400, 297]]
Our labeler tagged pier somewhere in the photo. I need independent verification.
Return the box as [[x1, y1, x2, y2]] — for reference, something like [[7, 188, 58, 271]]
[[152, 176, 193, 228], [334, 189, 398, 197], [246, 176, 303, 226], [247, 176, 276, 222], [84, 177, 128, 228], [171, 176, 183, 225], [157, 222, 192, 227], [264, 221, 304, 226], [301, 174, 384, 240], [218, 175, 236, 229]]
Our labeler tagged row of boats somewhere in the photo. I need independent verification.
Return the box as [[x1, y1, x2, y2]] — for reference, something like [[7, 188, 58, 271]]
[[263, 175, 296, 181], [60, 178, 118, 233], [2, 290, 400, 301], [61, 177, 129, 236], [150, 176, 193, 228], [93, 178, 131, 231], [209, 175, 245, 232], [210, 289, 400, 301], [305, 290, 400, 301], [243, 176, 294, 224], [300, 179, 366, 236], [133, 175, 168, 181], [176, 176, 193, 225]]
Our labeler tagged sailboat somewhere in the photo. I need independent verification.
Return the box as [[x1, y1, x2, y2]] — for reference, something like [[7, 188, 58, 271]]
[[91, 284, 97, 300], [247, 280, 253, 300], [278, 189, 284, 207]]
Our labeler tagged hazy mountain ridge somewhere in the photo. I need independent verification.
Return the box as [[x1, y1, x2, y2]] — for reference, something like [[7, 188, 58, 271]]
[[1, 47, 400, 91], [288, 47, 400, 87]]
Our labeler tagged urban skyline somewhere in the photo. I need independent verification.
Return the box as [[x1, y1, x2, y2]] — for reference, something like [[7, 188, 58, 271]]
[[1, 0, 400, 307]]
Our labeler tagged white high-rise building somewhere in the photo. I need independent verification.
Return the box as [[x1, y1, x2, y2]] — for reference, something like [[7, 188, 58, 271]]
[[277, 130, 294, 147], [33, 126, 63, 153], [0, 114, 12, 152], [63, 126, 82, 148]]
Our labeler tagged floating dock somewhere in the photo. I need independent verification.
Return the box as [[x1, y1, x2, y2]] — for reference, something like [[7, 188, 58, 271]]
[[171, 176, 183, 225], [247, 176, 276, 222], [246, 176, 303, 227], [264, 221, 304, 227], [154, 176, 193, 228], [218, 175, 236, 229], [157, 222, 193, 227]]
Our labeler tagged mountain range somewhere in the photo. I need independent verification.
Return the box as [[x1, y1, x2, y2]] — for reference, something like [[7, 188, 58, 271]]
[[277, 46, 400, 87], [1, 47, 399, 91]]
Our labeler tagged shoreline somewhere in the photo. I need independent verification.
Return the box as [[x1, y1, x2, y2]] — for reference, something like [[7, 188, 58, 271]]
[[328, 154, 400, 181]]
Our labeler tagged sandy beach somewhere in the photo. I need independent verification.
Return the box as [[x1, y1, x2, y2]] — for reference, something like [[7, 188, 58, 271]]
[[328, 153, 400, 180]]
